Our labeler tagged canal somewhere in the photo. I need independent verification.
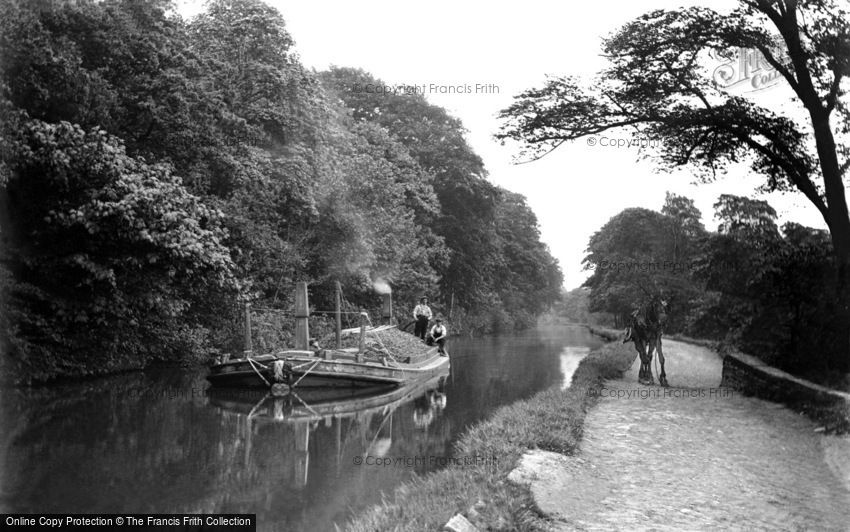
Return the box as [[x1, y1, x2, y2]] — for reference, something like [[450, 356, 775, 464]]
[[0, 324, 603, 531]]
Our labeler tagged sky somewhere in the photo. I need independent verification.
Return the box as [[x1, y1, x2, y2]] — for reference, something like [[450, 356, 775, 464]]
[[180, 0, 829, 289]]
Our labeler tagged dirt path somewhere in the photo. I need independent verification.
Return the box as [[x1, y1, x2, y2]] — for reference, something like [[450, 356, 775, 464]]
[[513, 340, 850, 531]]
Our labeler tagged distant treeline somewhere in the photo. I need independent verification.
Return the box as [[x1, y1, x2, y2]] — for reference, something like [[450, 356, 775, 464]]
[[540, 287, 612, 327], [568, 192, 845, 381], [0, 0, 562, 382]]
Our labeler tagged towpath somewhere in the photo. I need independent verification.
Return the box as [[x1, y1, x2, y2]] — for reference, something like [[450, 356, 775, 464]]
[[512, 340, 850, 531]]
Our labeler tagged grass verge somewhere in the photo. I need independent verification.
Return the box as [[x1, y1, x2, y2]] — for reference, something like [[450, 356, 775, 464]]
[[345, 341, 636, 531], [586, 325, 621, 342]]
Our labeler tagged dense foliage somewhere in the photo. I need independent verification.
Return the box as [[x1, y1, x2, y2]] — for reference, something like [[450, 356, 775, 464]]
[[318, 67, 563, 330], [0, 0, 562, 382], [577, 192, 846, 379], [542, 287, 612, 326]]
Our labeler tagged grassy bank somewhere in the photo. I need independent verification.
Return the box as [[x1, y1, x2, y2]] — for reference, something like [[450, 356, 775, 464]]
[[345, 340, 636, 531], [586, 325, 621, 342]]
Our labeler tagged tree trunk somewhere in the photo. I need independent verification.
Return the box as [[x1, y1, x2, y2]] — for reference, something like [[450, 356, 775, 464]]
[[834, 254, 850, 373], [772, 6, 850, 370], [811, 111, 850, 371]]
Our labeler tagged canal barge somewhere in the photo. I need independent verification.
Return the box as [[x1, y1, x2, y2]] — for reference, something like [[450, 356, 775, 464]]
[[207, 282, 449, 390], [206, 344, 449, 389], [208, 367, 449, 422]]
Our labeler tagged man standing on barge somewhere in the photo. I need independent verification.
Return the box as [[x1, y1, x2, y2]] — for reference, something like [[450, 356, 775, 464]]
[[413, 296, 432, 340]]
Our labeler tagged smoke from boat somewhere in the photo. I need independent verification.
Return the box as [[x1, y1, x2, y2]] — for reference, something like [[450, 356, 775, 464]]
[[373, 278, 392, 294]]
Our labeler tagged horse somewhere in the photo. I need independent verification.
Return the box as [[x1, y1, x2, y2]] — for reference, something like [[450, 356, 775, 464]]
[[623, 296, 668, 387]]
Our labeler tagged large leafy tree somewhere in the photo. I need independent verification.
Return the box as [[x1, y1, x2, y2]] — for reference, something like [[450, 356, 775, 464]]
[[498, 1, 848, 253], [492, 191, 564, 327], [0, 0, 227, 182], [0, 116, 238, 381], [714, 193, 782, 241], [498, 0, 849, 359], [689, 195, 782, 335], [320, 67, 563, 328], [319, 67, 502, 310], [304, 118, 445, 306], [583, 208, 672, 324], [583, 198, 706, 332], [689, 195, 781, 341], [661, 192, 707, 263], [189, 3, 450, 313], [187, 0, 325, 301], [760, 222, 839, 372], [690, 196, 840, 372]]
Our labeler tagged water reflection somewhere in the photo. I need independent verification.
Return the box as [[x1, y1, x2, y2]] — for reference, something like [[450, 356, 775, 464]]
[[0, 325, 603, 531], [413, 390, 447, 429], [206, 374, 450, 491], [559, 346, 592, 389]]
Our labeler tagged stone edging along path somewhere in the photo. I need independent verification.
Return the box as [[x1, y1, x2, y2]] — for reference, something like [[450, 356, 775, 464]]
[[721, 351, 850, 433]]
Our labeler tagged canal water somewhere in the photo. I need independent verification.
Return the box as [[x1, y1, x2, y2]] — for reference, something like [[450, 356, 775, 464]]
[[0, 324, 602, 532]]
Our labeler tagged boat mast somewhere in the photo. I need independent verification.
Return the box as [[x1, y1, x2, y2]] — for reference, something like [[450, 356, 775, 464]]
[[335, 280, 342, 349], [357, 310, 366, 363], [243, 302, 253, 358], [294, 282, 310, 351]]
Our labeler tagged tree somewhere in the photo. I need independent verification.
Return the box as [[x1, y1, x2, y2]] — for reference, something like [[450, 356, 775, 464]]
[[661, 192, 706, 262], [319, 68, 506, 313], [688, 195, 782, 341], [492, 191, 564, 327], [583, 199, 709, 332], [0, 116, 238, 381], [752, 222, 838, 372], [583, 208, 671, 324], [548, 287, 614, 326], [713, 193, 782, 241], [498, 0, 850, 365], [320, 67, 565, 330], [689, 194, 781, 336], [689, 197, 840, 374], [304, 117, 444, 307], [0, 0, 228, 185]]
